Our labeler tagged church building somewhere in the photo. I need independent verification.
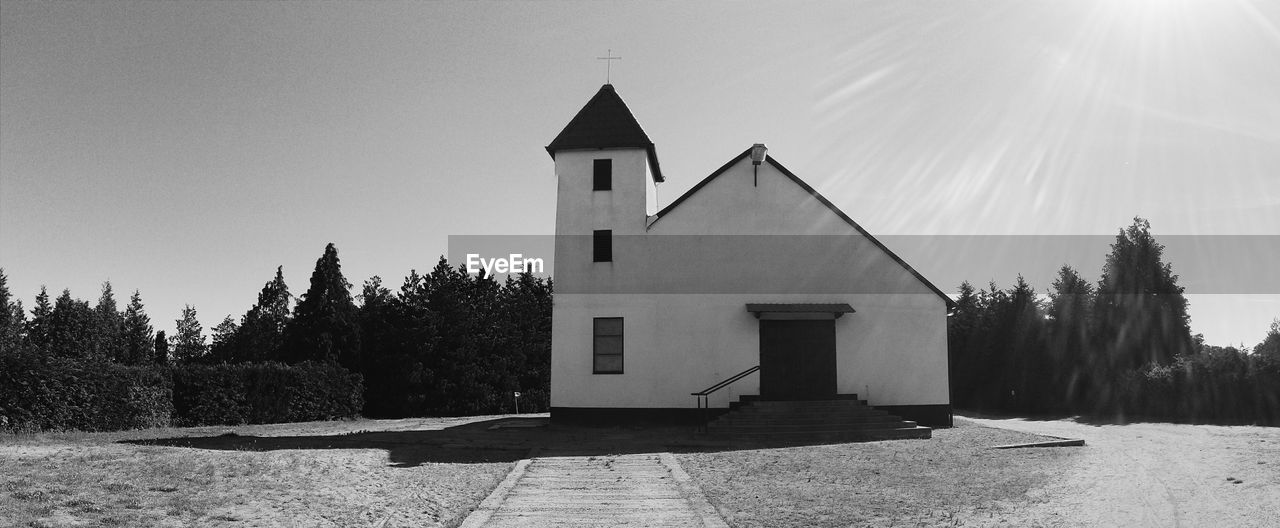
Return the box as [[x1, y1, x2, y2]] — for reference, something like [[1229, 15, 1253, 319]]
[[545, 84, 954, 431]]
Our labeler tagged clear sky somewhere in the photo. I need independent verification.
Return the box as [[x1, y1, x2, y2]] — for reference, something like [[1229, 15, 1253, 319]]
[[2, 1, 1278, 347]]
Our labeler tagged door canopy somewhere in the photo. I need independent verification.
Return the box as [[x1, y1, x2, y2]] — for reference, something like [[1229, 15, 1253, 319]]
[[746, 303, 855, 320]]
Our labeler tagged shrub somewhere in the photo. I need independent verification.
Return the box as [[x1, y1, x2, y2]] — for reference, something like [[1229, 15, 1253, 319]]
[[1116, 351, 1280, 426], [0, 353, 173, 432], [1, 356, 362, 432], [171, 361, 363, 426], [170, 363, 251, 426]]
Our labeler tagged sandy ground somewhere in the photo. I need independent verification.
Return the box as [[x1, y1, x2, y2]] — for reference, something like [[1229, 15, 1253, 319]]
[[0, 416, 527, 528], [678, 420, 1081, 527], [5, 414, 1276, 527], [961, 416, 1280, 527]]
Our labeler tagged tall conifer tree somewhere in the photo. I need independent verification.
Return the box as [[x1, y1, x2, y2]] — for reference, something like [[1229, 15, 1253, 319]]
[[25, 286, 53, 353], [355, 275, 393, 367], [235, 266, 291, 362], [1093, 218, 1192, 372], [947, 281, 980, 407], [1005, 275, 1046, 412], [170, 305, 207, 363], [121, 290, 154, 365], [94, 282, 126, 361], [1255, 319, 1280, 361], [209, 315, 239, 363], [154, 330, 169, 365], [49, 289, 95, 360], [501, 271, 553, 410], [1047, 265, 1094, 409], [0, 269, 24, 354], [286, 243, 359, 368]]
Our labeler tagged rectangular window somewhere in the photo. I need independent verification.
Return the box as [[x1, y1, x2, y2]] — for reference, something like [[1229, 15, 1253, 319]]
[[593, 159, 612, 190], [593, 229, 612, 262], [593, 317, 623, 374]]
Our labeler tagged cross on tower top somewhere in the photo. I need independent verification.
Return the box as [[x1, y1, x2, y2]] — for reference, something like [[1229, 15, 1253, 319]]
[[596, 49, 622, 83]]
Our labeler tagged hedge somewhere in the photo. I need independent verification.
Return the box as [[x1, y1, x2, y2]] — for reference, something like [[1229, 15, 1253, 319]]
[[1, 356, 363, 432], [171, 361, 363, 426], [0, 354, 173, 432], [1115, 353, 1280, 426]]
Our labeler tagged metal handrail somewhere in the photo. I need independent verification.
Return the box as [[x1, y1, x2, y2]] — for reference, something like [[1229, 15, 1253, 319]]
[[691, 365, 759, 431], [692, 365, 760, 396]]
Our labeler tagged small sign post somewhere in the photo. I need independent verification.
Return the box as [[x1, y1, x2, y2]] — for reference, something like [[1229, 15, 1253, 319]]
[[513, 391, 521, 414]]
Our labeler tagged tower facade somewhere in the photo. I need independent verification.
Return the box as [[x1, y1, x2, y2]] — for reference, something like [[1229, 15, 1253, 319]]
[[545, 84, 662, 295]]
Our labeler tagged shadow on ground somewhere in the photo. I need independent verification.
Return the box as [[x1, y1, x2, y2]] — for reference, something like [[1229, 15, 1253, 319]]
[[121, 417, 786, 468]]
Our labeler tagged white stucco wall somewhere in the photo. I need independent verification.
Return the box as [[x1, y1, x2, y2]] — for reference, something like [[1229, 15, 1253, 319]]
[[649, 158, 859, 236], [550, 149, 950, 410], [554, 148, 652, 237], [551, 292, 948, 409]]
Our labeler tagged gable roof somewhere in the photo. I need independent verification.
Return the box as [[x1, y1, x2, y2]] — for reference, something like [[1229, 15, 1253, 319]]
[[652, 148, 956, 308], [546, 84, 665, 182]]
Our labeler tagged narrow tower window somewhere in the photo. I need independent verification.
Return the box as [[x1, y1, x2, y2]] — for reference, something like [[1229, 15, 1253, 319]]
[[593, 230, 612, 262], [593, 317, 624, 374], [593, 159, 612, 190]]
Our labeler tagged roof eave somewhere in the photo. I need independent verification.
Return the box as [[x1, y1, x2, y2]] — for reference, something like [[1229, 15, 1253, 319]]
[[544, 143, 665, 184]]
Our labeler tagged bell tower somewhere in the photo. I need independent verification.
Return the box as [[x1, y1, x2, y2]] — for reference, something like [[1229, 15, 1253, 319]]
[[545, 85, 663, 284]]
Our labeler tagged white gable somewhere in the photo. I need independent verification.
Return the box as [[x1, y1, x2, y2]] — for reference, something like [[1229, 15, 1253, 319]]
[[649, 156, 858, 236], [587, 151, 947, 299]]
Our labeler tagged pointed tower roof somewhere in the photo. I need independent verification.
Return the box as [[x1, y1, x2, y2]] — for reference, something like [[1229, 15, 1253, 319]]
[[546, 84, 664, 182]]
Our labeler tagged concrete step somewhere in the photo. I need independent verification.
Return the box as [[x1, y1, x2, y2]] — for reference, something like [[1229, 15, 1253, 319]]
[[708, 420, 919, 432], [733, 402, 883, 411], [732, 407, 880, 415], [739, 399, 872, 408], [708, 417, 917, 429], [736, 394, 863, 402], [729, 402, 870, 411], [700, 397, 927, 443], [715, 426, 932, 443], [728, 407, 892, 417], [706, 417, 906, 428]]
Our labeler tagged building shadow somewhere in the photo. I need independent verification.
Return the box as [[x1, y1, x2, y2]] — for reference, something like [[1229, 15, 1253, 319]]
[[121, 417, 796, 468]]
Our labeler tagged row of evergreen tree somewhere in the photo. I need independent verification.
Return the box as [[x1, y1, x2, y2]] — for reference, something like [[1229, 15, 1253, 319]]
[[0, 275, 165, 365], [8, 218, 1275, 425], [0, 243, 552, 417], [949, 217, 1280, 422]]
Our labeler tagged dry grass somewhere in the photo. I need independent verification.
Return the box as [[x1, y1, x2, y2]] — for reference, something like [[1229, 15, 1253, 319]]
[[676, 418, 1082, 527], [2, 415, 1090, 527], [0, 417, 524, 528]]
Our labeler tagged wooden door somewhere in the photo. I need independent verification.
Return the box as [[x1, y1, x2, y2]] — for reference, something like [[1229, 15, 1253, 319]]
[[759, 320, 837, 400]]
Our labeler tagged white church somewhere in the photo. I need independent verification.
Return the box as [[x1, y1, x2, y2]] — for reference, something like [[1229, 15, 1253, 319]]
[[545, 84, 954, 432]]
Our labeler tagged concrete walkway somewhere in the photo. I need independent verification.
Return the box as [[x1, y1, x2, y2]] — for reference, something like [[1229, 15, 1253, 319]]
[[460, 451, 728, 527]]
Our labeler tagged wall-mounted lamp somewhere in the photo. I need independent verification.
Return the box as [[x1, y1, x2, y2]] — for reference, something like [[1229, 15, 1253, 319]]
[[750, 143, 767, 186]]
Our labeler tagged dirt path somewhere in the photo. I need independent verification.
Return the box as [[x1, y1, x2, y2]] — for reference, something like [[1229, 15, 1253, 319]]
[[962, 416, 1280, 527], [461, 452, 727, 527]]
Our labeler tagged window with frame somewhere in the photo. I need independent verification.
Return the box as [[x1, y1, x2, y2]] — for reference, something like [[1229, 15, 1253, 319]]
[[593, 159, 612, 190], [593, 317, 623, 374], [593, 229, 612, 262]]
